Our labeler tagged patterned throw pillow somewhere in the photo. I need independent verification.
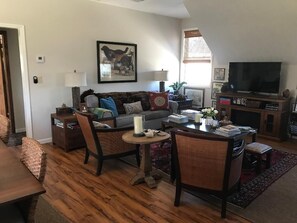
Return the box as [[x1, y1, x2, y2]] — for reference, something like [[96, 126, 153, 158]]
[[123, 101, 143, 115], [149, 92, 169, 111]]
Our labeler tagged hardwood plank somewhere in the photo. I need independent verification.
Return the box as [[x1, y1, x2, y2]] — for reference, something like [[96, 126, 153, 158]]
[[40, 144, 252, 223]]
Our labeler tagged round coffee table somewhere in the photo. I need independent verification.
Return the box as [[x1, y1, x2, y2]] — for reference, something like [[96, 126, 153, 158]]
[[122, 130, 170, 188]]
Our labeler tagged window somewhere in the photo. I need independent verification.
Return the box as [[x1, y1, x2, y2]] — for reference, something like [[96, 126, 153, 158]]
[[181, 29, 212, 87]]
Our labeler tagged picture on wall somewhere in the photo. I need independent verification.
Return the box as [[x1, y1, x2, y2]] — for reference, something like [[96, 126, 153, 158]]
[[213, 68, 226, 81], [212, 100, 216, 108], [97, 41, 137, 83], [184, 87, 205, 109], [211, 82, 224, 99]]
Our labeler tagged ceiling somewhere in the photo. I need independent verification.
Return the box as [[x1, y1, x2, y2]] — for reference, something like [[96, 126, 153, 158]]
[[90, 0, 190, 19]]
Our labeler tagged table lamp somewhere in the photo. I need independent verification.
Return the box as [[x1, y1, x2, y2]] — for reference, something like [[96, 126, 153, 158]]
[[65, 70, 87, 109], [154, 69, 168, 92]]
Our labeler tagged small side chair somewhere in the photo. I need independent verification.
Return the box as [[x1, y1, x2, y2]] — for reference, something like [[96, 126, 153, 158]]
[[76, 112, 140, 175], [0, 137, 47, 223], [0, 114, 10, 143], [171, 130, 245, 218]]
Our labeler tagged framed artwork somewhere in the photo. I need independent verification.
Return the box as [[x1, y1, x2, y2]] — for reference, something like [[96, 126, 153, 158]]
[[212, 100, 216, 108], [213, 68, 226, 81], [293, 103, 297, 112], [97, 41, 137, 83], [293, 97, 297, 112], [184, 87, 205, 109], [211, 82, 224, 99]]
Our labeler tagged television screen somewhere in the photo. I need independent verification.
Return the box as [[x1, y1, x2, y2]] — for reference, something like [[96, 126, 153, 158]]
[[228, 62, 281, 94]]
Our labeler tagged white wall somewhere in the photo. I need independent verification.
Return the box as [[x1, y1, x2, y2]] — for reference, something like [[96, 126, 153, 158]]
[[182, 0, 297, 105], [0, 0, 181, 141]]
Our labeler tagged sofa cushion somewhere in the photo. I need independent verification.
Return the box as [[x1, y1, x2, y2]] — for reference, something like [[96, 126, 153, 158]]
[[123, 101, 143, 115], [129, 92, 151, 111], [97, 92, 129, 114], [149, 92, 169, 111], [116, 114, 135, 127], [141, 110, 170, 121], [84, 95, 99, 108], [100, 97, 119, 117]]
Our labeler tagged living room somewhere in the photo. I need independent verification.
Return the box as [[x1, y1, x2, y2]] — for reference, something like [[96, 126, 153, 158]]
[[1, 0, 297, 222]]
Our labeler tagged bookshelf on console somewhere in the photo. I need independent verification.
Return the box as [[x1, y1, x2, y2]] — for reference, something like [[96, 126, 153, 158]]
[[216, 92, 290, 141]]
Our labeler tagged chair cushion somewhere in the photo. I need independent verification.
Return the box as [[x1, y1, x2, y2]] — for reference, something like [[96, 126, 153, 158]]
[[149, 92, 169, 111], [123, 101, 143, 115], [245, 142, 272, 154], [100, 97, 119, 117]]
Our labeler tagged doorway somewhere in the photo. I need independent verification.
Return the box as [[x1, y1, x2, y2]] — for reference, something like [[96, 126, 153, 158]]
[[0, 31, 15, 133], [0, 23, 32, 138]]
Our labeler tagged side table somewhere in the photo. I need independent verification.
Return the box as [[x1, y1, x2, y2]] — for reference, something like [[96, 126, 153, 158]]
[[175, 99, 193, 113], [122, 130, 170, 188], [51, 113, 86, 152]]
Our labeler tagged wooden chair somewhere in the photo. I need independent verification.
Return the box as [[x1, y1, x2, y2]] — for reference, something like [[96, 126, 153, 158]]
[[18, 137, 47, 222], [75, 112, 140, 175], [171, 130, 245, 218], [0, 114, 10, 143], [0, 137, 47, 223]]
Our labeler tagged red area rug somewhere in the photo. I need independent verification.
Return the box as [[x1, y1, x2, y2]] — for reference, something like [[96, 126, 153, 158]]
[[150, 142, 297, 208]]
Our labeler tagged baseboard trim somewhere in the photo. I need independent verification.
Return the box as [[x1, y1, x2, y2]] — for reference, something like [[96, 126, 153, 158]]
[[15, 128, 26, 133], [38, 138, 52, 144]]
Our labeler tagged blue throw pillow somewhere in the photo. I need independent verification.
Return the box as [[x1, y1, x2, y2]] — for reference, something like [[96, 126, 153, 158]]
[[100, 97, 119, 117]]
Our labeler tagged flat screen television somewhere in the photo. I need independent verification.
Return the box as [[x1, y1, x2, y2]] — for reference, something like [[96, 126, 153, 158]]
[[228, 62, 281, 94]]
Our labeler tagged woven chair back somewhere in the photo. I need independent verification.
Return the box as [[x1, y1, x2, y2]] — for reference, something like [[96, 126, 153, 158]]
[[96, 127, 136, 156], [0, 114, 10, 143], [174, 132, 231, 191], [20, 137, 47, 182]]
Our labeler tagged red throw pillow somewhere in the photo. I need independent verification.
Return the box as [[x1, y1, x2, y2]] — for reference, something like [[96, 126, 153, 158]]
[[149, 92, 169, 111]]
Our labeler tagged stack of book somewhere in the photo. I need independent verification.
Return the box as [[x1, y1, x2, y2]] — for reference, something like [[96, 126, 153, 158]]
[[168, 114, 188, 124], [214, 125, 241, 137]]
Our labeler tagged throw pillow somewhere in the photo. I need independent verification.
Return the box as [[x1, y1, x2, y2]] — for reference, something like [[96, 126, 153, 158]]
[[149, 92, 169, 111], [129, 93, 151, 111], [123, 101, 143, 115], [100, 97, 119, 117]]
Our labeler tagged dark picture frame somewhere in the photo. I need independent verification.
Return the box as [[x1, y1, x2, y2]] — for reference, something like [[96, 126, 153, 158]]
[[184, 87, 205, 109], [213, 68, 226, 81], [211, 100, 216, 108], [97, 41, 137, 83], [211, 82, 224, 99]]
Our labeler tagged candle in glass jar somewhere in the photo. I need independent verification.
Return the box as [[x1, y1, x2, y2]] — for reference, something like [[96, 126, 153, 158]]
[[194, 113, 203, 123], [134, 116, 143, 134]]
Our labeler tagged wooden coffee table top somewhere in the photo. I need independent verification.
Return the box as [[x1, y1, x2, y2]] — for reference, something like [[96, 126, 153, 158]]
[[122, 130, 170, 145]]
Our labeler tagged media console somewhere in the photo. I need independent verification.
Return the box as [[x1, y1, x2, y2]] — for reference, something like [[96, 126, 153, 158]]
[[216, 92, 290, 141]]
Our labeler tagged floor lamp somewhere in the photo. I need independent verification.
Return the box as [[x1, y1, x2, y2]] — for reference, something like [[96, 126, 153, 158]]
[[154, 69, 168, 92], [65, 70, 87, 109]]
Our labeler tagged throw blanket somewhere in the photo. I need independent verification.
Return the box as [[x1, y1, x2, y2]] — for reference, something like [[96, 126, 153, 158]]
[[90, 108, 113, 119]]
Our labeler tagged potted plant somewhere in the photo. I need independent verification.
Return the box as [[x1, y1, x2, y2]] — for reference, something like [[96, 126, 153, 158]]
[[169, 81, 187, 95]]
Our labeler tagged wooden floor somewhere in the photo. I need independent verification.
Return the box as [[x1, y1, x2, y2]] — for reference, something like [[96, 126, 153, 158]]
[[39, 143, 255, 223]]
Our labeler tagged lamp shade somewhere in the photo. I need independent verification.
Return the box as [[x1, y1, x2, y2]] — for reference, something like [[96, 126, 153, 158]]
[[65, 70, 87, 87], [154, 70, 168, 81]]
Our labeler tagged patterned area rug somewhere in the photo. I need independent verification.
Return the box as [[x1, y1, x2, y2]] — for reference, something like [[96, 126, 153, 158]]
[[150, 142, 297, 208]]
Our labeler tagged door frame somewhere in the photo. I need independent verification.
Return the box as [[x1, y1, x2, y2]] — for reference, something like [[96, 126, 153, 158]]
[[0, 30, 15, 133], [0, 23, 32, 137]]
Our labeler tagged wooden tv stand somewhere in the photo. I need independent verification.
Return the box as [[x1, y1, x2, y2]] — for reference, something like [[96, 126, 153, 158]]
[[216, 92, 290, 141]]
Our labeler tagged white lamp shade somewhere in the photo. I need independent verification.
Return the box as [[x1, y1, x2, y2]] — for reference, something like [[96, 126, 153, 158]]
[[154, 70, 168, 81], [65, 71, 87, 87]]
